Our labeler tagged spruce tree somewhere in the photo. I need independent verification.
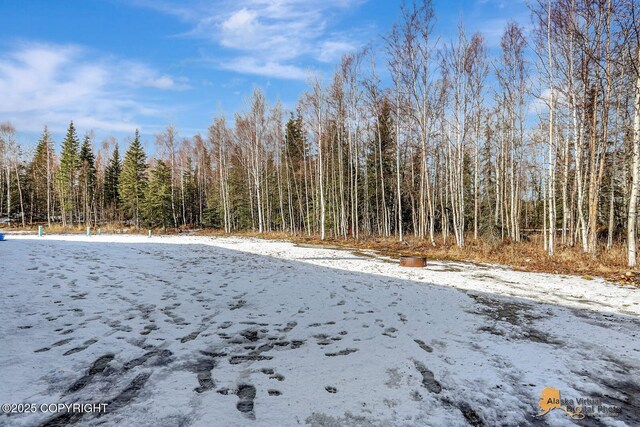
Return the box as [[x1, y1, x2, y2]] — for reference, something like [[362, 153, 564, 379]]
[[58, 121, 80, 225], [143, 160, 172, 229], [104, 144, 121, 215], [366, 98, 395, 219], [284, 112, 306, 165], [78, 135, 96, 224], [283, 112, 307, 231], [182, 158, 197, 225], [28, 126, 54, 223], [119, 129, 147, 228]]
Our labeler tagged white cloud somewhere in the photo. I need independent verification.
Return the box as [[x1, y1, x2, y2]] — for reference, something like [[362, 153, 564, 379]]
[[527, 87, 567, 116], [140, 0, 367, 79], [0, 42, 187, 133], [528, 88, 551, 115], [221, 8, 259, 46], [123, 62, 190, 90], [318, 40, 356, 63], [220, 56, 308, 80]]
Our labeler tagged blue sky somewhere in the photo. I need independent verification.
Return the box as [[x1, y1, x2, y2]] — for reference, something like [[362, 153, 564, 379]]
[[0, 0, 529, 149]]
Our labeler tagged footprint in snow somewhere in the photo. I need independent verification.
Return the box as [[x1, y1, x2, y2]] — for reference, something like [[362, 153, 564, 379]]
[[413, 360, 441, 394], [236, 384, 257, 418], [414, 339, 433, 353]]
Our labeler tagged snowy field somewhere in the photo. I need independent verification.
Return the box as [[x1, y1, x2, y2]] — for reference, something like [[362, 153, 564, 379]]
[[1, 234, 639, 427]]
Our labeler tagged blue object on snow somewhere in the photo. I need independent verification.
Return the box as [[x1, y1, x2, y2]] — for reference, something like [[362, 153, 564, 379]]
[[0, 233, 5, 241]]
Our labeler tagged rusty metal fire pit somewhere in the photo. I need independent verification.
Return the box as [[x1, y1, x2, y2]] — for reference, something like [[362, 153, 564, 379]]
[[400, 256, 427, 267]]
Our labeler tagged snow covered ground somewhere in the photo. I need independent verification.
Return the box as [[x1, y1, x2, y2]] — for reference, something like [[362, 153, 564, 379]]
[[1, 234, 639, 427]]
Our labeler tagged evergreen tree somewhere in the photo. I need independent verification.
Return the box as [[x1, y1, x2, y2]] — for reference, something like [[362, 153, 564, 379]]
[[284, 112, 306, 166], [28, 126, 54, 222], [78, 135, 96, 225], [283, 112, 307, 230], [366, 98, 395, 229], [58, 121, 80, 225], [181, 158, 198, 225], [143, 160, 172, 229], [104, 144, 121, 214], [119, 129, 147, 228]]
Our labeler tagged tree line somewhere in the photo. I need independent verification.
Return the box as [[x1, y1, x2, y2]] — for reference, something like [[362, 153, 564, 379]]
[[0, 0, 639, 267]]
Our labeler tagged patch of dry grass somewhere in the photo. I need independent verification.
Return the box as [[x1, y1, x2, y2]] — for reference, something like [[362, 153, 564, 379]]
[[2, 224, 158, 235], [3, 223, 635, 281], [203, 231, 634, 280], [7, 225, 129, 235]]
